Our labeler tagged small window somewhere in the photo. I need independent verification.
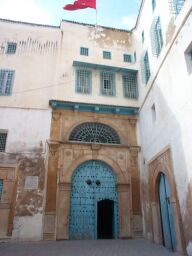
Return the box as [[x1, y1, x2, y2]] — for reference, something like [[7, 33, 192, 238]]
[[76, 69, 92, 94], [103, 51, 111, 60], [101, 72, 115, 96], [142, 31, 145, 44], [124, 54, 132, 63], [80, 47, 89, 56], [169, 0, 185, 15], [141, 51, 151, 85], [0, 131, 7, 152], [123, 73, 138, 99], [6, 42, 17, 54], [185, 43, 192, 74], [152, 0, 156, 11], [0, 179, 3, 201], [151, 104, 156, 122], [0, 70, 15, 96], [150, 17, 163, 57], [134, 52, 137, 62]]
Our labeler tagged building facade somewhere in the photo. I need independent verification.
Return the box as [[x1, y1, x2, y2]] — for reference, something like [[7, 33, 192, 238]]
[[0, 0, 192, 255]]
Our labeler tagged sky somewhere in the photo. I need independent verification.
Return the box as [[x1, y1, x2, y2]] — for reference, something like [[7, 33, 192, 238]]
[[0, 0, 141, 30]]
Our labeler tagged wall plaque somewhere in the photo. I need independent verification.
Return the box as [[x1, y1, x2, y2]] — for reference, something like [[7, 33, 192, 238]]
[[24, 176, 39, 190]]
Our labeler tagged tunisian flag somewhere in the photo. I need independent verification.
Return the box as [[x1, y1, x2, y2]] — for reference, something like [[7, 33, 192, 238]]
[[63, 0, 96, 11]]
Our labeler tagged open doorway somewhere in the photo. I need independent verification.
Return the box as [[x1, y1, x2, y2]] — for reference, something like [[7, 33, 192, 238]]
[[97, 199, 114, 239]]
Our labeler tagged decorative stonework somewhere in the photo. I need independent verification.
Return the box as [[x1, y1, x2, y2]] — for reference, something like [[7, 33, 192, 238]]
[[43, 108, 141, 240]]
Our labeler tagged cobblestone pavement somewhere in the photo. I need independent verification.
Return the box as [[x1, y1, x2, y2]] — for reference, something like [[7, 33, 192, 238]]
[[0, 239, 183, 256]]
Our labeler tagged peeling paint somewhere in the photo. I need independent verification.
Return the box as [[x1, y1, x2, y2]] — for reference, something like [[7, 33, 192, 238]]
[[15, 156, 45, 217], [88, 26, 132, 49]]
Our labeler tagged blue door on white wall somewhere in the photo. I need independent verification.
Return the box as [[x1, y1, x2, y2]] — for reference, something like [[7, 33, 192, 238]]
[[159, 173, 176, 250], [69, 160, 118, 239]]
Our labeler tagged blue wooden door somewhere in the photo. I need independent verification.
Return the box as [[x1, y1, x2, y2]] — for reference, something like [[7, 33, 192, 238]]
[[69, 160, 118, 239], [159, 173, 176, 250]]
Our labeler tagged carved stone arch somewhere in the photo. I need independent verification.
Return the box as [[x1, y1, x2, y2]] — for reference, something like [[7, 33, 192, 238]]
[[65, 120, 125, 144], [149, 148, 185, 253], [63, 153, 127, 184]]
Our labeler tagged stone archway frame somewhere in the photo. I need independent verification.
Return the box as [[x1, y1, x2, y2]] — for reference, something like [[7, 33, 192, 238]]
[[64, 119, 126, 145], [148, 147, 185, 253], [56, 153, 132, 240]]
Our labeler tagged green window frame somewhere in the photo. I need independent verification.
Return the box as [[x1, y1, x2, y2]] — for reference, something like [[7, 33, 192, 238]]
[[141, 51, 151, 85], [6, 42, 17, 54], [76, 69, 92, 94], [103, 51, 111, 60], [150, 16, 164, 57], [122, 73, 138, 99], [80, 47, 89, 56], [100, 72, 115, 96], [123, 54, 132, 63], [0, 131, 7, 152], [0, 69, 15, 96], [152, 0, 156, 11], [169, 0, 185, 15]]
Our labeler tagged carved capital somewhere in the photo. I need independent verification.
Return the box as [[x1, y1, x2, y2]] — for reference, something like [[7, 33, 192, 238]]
[[117, 183, 130, 192], [48, 141, 60, 157], [128, 119, 137, 126], [58, 182, 71, 191], [52, 111, 61, 121]]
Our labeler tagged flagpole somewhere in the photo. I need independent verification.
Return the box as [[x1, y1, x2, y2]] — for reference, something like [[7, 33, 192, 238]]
[[95, 5, 98, 35], [96, 8, 98, 26]]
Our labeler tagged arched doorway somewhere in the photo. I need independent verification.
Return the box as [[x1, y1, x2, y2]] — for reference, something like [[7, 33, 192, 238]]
[[158, 173, 176, 250], [69, 160, 118, 240]]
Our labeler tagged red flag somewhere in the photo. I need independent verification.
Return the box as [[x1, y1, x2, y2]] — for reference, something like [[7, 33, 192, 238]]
[[63, 0, 96, 11]]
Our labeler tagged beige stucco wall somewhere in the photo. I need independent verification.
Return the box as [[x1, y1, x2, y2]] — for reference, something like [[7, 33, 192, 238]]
[[0, 20, 139, 109]]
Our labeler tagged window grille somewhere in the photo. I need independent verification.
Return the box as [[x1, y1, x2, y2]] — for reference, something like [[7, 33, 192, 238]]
[[0, 70, 15, 96], [142, 31, 145, 44], [124, 54, 132, 63], [169, 0, 185, 15], [6, 42, 17, 54], [69, 122, 121, 144], [80, 47, 89, 56], [189, 49, 192, 63], [141, 51, 151, 85], [123, 73, 138, 99], [150, 17, 163, 57], [0, 179, 3, 200], [151, 104, 156, 122], [152, 0, 156, 11], [103, 51, 111, 59], [76, 70, 92, 94], [100, 72, 115, 96], [0, 132, 7, 152]]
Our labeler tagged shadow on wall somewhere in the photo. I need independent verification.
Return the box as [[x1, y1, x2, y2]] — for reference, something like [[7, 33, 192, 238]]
[[139, 83, 192, 255]]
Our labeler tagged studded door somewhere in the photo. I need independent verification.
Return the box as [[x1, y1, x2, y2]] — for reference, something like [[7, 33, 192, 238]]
[[69, 160, 118, 239]]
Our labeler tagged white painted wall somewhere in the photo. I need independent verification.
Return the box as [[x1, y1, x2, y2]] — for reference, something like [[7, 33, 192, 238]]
[[0, 107, 51, 153], [134, 0, 192, 254]]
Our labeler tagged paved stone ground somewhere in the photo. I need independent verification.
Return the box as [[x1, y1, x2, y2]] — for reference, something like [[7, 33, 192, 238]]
[[0, 239, 183, 256]]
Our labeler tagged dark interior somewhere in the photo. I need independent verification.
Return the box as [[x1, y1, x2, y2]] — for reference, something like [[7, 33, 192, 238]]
[[97, 199, 114, 239]]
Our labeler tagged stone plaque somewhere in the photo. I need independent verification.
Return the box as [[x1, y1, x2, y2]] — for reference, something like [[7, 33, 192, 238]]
[[24, 176, 39, 190]]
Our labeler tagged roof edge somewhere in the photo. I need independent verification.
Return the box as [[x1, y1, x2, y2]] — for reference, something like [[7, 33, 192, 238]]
[[0, 18, 60, 29]]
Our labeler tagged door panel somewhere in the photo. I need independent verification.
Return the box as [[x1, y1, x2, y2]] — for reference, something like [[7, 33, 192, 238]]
[[159, 173, 176, 250], [69, 160, 118, 239]]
